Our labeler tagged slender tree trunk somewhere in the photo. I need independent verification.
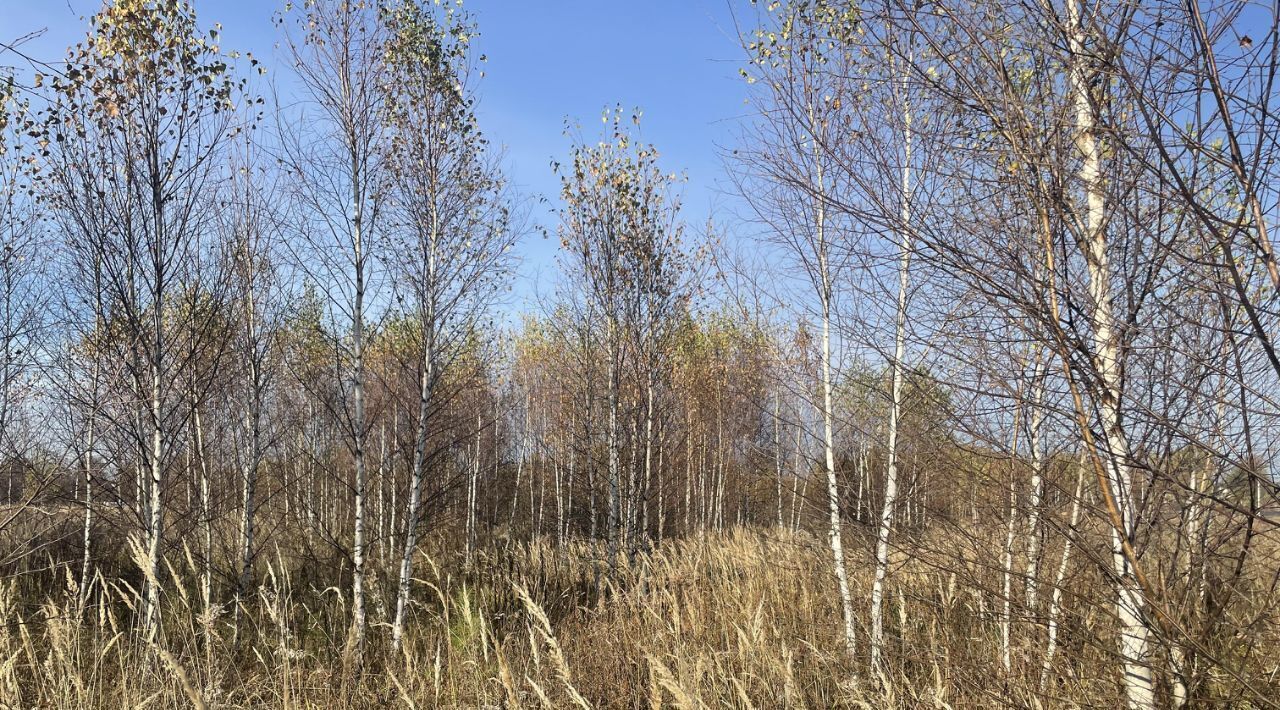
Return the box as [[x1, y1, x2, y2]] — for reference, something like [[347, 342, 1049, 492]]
[[1041, 454, 1086, 692], [1001, 419, 1021, 675], [79, 271, 102, 613], [606, 314, 621, 573], [919, 469, 928, 526], [510, 427, 525, 529], [378, 423, 387, 562], [702, 435, 710, 532], [566, 412, 576, 542], [855, 442, 867, 524], [348, 190, 369, 662], [871, 53, 912, 675], [820, 293, 857, 661], [78, 393, 97, 615], [467, 412, 481, 565], [193, 401, 213, 644], [554, 452, 564, 548], [585, 382, 597, 542], [1066, 2, 1154, 704], [774, 390, 784, 527], [392, 337, 435, 649], [234, 341, 265, 645], [791, 423, 803, 531], [714, 400, 725, 530], [809, 121, 859, 658], [642, 369, 656, 550], [627, 406, 641, 557], [1025, 359, 1046, 615], [143, 369, 164, 639], [132, 403, 145, 520], [684, 419, 693, 535], [532, 436, 542, 536], [533, 405, 545, 536], [390, 407, 399, 557]]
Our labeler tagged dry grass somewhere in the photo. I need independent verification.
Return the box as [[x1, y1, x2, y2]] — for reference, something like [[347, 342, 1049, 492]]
[[0, 522, 1276, 708]]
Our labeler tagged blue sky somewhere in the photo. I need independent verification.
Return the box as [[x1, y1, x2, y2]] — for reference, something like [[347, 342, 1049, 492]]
[[3, 0, 754, 304], [472, 1, 751, 294]]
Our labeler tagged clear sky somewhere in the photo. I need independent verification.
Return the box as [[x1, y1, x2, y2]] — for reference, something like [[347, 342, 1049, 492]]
[[3, 0, 754, 306]]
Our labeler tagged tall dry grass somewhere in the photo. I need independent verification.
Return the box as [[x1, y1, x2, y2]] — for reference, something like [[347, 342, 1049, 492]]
[[0, 521, 1277, 708]]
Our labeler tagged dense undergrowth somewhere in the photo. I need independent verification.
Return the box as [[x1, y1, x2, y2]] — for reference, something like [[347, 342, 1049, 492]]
[[2, 522, 1277, 708]]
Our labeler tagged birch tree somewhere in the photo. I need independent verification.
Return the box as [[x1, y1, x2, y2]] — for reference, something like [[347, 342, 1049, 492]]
[[380, 0, 515, 649], [1064, 1, 1154, 702], [0, 62, 51, 588], [43, 0, 244, 638], [739, 0, 861, 662], [555, 108, 681, 573], [280, 0, 386, 658], [223, 137, 285, 645], [869, 22, 914, 676]]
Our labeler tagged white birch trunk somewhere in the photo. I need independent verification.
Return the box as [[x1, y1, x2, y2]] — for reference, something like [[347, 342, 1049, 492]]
[[871, 51, 912, 675], [684, 419, 693, 535], [234, 279, 265, 645], [142, 370, 164, 639], [467, 412, 481, 564], [606, 314, 621, 571], [656, 434, 665, 544], [1041, 455, 1086, 692], [642, 370, 655, 549], [1001, 447, 1018, 674], [1025, 359, 1046, 614], [1066, 1, 1155, 704], [791, 423, 803, 531], [774, 390, 784, 527], [377, 423, 386, 562], [348, 176, 369, 658], [392, 331, 435, 649], [808, 125, 858, 659], [78, 402, 97, 615], [821, 296, 858, 662]]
